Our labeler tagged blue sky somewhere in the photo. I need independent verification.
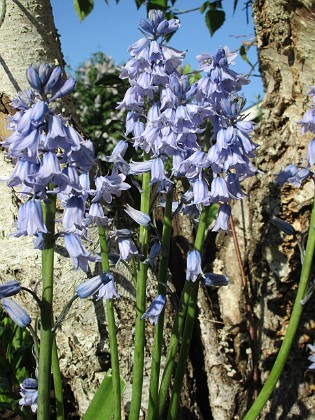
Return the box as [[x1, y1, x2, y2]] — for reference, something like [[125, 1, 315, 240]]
[[51, 0, 263, 103]]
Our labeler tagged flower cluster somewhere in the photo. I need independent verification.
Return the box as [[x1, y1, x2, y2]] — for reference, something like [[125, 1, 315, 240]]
[[2, 64, 131, 275], [117, 10, 258, 225], [114, 9, 258, 284]]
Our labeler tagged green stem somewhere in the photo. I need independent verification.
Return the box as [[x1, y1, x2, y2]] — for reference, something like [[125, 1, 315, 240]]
[[156, 205, 211, 419], [98, 225, 121, 420], [167, 282, 199, 420], [38, 192, 56, 420], [244, 195, 315, 420], [147, 187, 173, 420], [129, 153, 151, 420], [52, 335, 64, 420], [155, 282, 193, 420], [28, 325, 39, 361]]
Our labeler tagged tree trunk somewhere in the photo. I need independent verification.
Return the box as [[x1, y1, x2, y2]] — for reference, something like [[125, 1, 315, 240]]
[[195, 1, 315, 418], [249, 1, 315, 417], [0, 1, 99, 416]]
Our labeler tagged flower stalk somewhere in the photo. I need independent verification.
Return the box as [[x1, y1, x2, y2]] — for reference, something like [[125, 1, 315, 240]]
[[155, 205, 212, 419], [167, 204, 212, 419], [244, 193, 315, 419], [147, 186, 173, 419], [37, 190, 56, 420], [52, 335, 64, 420], [129, 153, 151, 420], [98, 225, 121, 420]]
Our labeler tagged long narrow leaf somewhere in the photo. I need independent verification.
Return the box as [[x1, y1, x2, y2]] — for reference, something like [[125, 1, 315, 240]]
[[83, 370, 126, 420]]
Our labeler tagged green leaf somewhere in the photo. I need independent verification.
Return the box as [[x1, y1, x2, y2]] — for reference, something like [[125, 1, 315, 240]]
[[207, 204, 219, 225], [83, 370, 126, 420], [209, 0, 222, 9], [95, 73, 123, 86], [135, 0, 146, 8], [205, 9, 225, 36], [73, 0, 94, 21], [240, 45, 254, 67], [200, 1, 209, 13], [233, 0, 239, 13], [147, 0, 167, 12]]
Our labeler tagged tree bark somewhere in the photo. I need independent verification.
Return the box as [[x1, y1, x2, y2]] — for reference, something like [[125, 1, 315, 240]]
[[0, 1, 98, 416], [249, 1, 315, 417], [194, 1, 315, 418]]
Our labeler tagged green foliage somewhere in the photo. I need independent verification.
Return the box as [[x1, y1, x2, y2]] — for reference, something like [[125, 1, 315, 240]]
[[200, 1, 225, 36], [135, 0, 146, 8], [83, 370, 126, 420], [180, 64, 201, 84], [73, 0, 94, 21], [0, 309, 33, 417], [147, 0, 168, 12], [73, 52, 128, 156], [240, 44, 255, 68]]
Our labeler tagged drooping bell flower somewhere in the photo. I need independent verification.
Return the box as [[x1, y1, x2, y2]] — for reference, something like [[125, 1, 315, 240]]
[[141, 294, 166, 325]]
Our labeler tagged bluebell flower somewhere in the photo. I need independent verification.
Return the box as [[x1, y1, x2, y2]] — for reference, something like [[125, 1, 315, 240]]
[[275, 164, 299, 185], [212, 203, 231, 232], [106, 140, 129, 163], [61, 196, 85, 232], [124, 204, 151, 227], [186, 250, 203, 282], [270, 216, 296, 235], [93, 172, 131, 203], [287, 168, 310, 187], [19, 377, 38, 413], [49, 77, 76, 102], [144, 242, 161, 269], [1, 298, 31, 328], [38, 63, 54, 85], [64, 233, 98, 272], [33, 232, 45, 250], [36, 151, 69, 187], [6, 158, 39, 188], [141, 294, 166, 325], [226, 173, 244, 199], [13, 200, 48, 237], [26, 67, 42, 91], [88, 202, 112, 226], [192, 179, 209, 205], [118, 237, 139, 261], [129, 160, 153, 175], [76, 272, 114, 299], [45, 66, 62, 92], [96, 279, 120, 300], [0, 280, 21, 298], [209, 177, 231, 203], [203, 273, 229, 287], [150, 157, 167, 185], [68, 139, 96, 172]]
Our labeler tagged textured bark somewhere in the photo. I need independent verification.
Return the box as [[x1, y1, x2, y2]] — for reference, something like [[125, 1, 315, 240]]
[[0, 0, 64, 97], [190, 2, 315, 419], [249, 1, 315, 417], [0, 1, 96, 416], [207, 1, 315, 418]]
